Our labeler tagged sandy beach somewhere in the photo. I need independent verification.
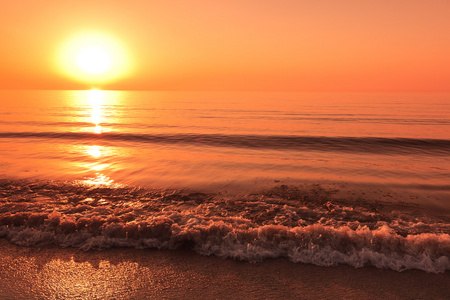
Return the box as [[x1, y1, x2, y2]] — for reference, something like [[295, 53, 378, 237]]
[[0, 239, 448, 300]]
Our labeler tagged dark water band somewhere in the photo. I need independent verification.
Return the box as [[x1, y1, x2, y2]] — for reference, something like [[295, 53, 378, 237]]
[[1, 131, 449, 155]]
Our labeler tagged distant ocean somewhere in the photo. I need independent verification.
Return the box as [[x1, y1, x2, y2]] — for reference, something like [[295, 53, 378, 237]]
[[0, 90, 449, 273]]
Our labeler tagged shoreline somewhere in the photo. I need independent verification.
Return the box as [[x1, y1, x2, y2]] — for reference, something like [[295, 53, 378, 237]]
[[0, 239, 449, 299]]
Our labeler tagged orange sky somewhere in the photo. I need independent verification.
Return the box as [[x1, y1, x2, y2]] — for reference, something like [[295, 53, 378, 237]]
[[1, 0, 449, 91]]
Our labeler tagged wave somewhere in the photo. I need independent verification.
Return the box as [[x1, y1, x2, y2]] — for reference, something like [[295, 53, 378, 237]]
[[1, 131, 450, 155], [0, 179, 449, 273]]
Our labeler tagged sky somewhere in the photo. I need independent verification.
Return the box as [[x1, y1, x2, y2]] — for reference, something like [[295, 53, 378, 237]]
[[1, 0, 449, 91]]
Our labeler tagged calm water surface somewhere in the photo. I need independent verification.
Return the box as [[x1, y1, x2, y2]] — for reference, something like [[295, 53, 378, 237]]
[[0, 90, 449, 195]]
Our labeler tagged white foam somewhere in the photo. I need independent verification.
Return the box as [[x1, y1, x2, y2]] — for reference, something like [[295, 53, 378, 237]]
[[1, 179, 449, 273]]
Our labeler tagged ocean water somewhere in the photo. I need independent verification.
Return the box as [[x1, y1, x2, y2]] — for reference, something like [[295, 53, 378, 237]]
[[0, 90, 449, 273]]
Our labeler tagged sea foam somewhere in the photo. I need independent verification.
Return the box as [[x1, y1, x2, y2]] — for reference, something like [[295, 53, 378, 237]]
[[0, 179, 449, 273]]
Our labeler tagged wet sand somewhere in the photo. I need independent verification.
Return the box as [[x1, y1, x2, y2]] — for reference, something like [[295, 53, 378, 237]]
[[0, 239, 448, 299]]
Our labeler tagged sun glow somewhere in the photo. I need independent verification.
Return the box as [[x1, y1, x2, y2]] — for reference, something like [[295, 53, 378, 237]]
[[58, 32, 133, 84], [76, 46, 112, 75]]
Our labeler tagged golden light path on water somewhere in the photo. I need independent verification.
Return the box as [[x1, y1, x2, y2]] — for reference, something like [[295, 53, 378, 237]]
[[88, 89, 103, 134], [83, 89, 115, 186]]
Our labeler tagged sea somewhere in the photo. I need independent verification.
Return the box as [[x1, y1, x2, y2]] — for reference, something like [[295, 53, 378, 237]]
[[0, 90, 449, 274]]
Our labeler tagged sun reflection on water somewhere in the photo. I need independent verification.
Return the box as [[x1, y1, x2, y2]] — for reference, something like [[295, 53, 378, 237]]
[[83, 144, 114, 186], [92, 164, 107, 171], [83, 173, 115, 186], [80, 89, 118, 187], [88, 89, 103, 134], [87, 145, 102, 158]]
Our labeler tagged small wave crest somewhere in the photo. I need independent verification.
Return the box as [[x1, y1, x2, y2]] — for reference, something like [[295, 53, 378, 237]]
[[1, 132, 450, 155]]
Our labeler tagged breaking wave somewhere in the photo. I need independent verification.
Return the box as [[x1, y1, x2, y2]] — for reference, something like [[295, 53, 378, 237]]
[[0, 179, 449, 273]]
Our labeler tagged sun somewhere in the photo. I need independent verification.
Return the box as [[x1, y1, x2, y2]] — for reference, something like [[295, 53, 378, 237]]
[[76, 46, 112, 75], [58, 32, 133, 84]]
